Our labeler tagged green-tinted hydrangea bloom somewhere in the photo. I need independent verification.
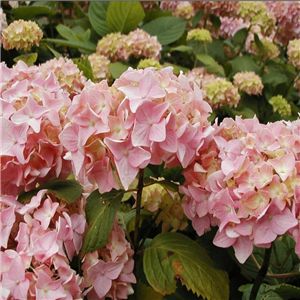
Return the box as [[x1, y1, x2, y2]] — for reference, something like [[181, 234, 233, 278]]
[[137, 58, 162, 70], [269, 95, 291, 117], [287, 39, 300, 69], [187, 29, 212, 43]]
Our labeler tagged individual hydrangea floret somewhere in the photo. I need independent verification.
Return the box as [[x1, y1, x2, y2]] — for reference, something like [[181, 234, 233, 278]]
[[39, 57, 87, 97], [173, 1, 194, 19], [233, 71, 264, 95], [203, 78, 241, 108], [1, 19, 43, 51], [269, 95, 292, 117], [137, 58, 162, 70], [187, 28, 213, 43], [88, 53, 112, 82], [287, 39, 300, 69]]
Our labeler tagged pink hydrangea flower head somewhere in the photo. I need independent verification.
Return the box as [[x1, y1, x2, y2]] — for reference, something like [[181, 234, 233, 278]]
[[160, 1, 179, 11], [96, 32, 130, 62], [126, 28, 162, 60], [39, 57, 87, 97], [219, 17, 247, 39], [173, 1, 194, 19], [233, 71, 264, 95], [186, 68, 217, 89], [1, 19, 43, 51]]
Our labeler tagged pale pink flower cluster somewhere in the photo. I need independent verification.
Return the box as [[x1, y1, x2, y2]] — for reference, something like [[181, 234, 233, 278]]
[[266, 1, 300, 45], [181, 116, 300, 263], [39, 57, 87, 98], [186, 67, 217, 89], [96, 29, 162, 62], [159, 1, 179, 11], [173, 2, 194, 19], [0, 7, 7, 35], [0, 190, 86, 300], [88, 53, 112, 83], [219, 17, 247, 39], [0, 61, 72, 196], [233, 71, 264, 95], [82, 219, 136, 300], [140, 1, 159, 11], [59, 67, 213, 192], [1, 19, 43, 51]]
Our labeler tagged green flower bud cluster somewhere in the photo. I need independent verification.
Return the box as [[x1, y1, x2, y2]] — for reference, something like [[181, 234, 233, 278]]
[[187, 29, 213, 43], [137, 58, 162, 70], [269, 95, 291, 117]]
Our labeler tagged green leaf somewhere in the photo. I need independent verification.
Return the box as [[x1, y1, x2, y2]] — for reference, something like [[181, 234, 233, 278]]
[[230, 55, 260, 74], [143, 232, 229, 299], [41, 38, 96, 52], [44, 44, 62, 59], [13, 53, 38, 66], [17, 179, 83, 204], [88, 1, 110, 37], [56, 24, 80, 42], [11, 5, 55, 20], [106, 1, 145, 34], [81, 189, 123, 254], [142, 17, 187, 46], [170, 45, 194, 53], [196, 53, 225, 76], [191, 9, 204, 27], [262, 73, 288, 86], [233, 28, 249, 47], [130, 281, 164, 300], [266, 283, 300, 299], [73, 57, 94, 81], [143, 9, 172, 24], [109, 62, 129, 79], [197, 39, 225, 63], [210, 14, 221, 31], [254, 33, 264, 53]]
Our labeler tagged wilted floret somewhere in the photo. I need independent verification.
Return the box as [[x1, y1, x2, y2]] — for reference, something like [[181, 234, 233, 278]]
[[88, 53, 112, 82], [187, 29, 212, 43], [137, 58, 162, 70], [204, 78, 240, 108], [269, 95, 291, 117], [173, 1, 194, 19], [287, 39, 300, 69], [233, 71, 264, 95], [1, 19, 43, 51]]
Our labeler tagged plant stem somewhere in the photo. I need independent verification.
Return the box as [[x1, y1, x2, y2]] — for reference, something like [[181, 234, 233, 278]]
[[134, 168, 144, 251], [250, 246, 272, 300]]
